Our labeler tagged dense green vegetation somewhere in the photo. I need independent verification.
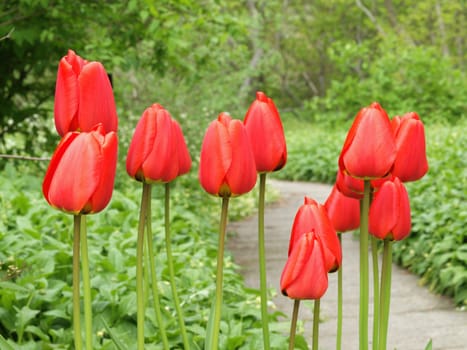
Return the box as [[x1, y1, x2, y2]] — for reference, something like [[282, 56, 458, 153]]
[[1, 0, 465, 156], [0, 163, 302, 349]]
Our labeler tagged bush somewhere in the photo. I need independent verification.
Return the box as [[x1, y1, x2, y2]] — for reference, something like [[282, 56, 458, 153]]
[[305, 40, 467, 125]]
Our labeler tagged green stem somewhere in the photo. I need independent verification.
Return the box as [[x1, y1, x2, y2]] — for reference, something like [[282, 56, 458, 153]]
[[378, 240, 393, 350], [337, 234, 343, 350], [145, 183, 170, 349], [312, 299, 321, 350], [164, 183, 190, 349], [359, 180, 371, 350], [72, 215, 83, 350], [288, 300, 300, 350], [371, 236, 380, 350], [258, 173, 271, 350], [136, 183, 151, 349], [80, 215, 93, 350], [208, 196, 230, 350]]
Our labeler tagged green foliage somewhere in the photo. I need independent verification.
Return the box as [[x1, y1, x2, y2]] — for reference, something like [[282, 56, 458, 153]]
[[392, 122, 467, 306], [273, 116, 345, 183], [305, 41, 467, 125], [0, 163, 292, 348]]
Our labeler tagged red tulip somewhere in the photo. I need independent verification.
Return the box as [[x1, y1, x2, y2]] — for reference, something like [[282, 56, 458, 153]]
[[288, 197, 342, 272], [324, 185, 360, 232], [339, 102, 396, 179], [54, 49, 118, 136], [391, 112, 428, 182], [243, 91, 287, 173], [199, 112, 257, 197], [369, 177, 411, 241], [126, 104, 191, 183], [280, 231, 328, 300], [43, 124, 118, 215], [335, 168, 364, 199]]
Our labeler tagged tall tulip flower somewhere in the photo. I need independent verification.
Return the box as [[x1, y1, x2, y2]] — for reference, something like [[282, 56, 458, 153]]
[[43, 124, 118, 215], [338, 102, 396, 350], [126, 104, 192, 349], [369, 177, 411, 350], [243, 91, 287, 173], [199, 112, 256, 350], [324, 184, 360, 350], [338, 102, 396, 180], [54, 49, 118, 136], [243, 91, 287, 349], [126, 103, 191, 183], [42, 123, 117, 350], [391, 112, 428, 182], [199, 112, 257, 197], [283, 197, 340, 350]]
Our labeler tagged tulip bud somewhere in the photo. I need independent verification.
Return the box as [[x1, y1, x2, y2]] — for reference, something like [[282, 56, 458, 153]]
[[244, 91, 287, 173], [54, 49, 118, 136], [126, 104, 191, 183], [324, 185, 360, 232], [199, 112, 257, 197], [280, 231, 328, 300], [369, 177, 411, 241], [288, 197, 342, 273], [391, 112, 428, 182], [43, 124, 118, 215], [339, 102, 396, 180]]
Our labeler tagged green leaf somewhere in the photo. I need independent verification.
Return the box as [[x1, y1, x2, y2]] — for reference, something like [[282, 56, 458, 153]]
[[424, 339, 433, 350]]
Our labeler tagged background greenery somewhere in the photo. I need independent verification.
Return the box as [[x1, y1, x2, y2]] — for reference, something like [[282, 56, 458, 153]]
[[1, 0, 466, 347]]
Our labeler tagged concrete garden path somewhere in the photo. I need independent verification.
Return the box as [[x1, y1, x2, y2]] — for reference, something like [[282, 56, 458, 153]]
[[228, 179, 467, 350]]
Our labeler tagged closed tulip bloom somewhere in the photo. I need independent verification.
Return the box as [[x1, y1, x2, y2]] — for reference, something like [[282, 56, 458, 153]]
[[243, 91, 287, 172], [391, 112, 428, 182], [199, 112, 257, 197], [54, 49, 118, 136], [288, 197, 342, 272], [324, 185, 360, 232], [280, 231, 328, 300], [43, 124, 118, 215], [126, 104, 191, 183], [369, 177, 411, 241], [335, 168, 364, 199], [339, 102, 396, 179]]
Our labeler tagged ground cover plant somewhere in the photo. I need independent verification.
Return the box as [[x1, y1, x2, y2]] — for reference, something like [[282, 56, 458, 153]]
[[0, 162, 297, 349], [275, 117, 467, 307]]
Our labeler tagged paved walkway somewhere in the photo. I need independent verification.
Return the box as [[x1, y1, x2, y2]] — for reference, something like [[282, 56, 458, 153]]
[[228, 179, 467, 350]]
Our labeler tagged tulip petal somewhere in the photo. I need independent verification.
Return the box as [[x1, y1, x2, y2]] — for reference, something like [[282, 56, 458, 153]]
[[88, 131, 118, 213], [142, 108, 179, 182], [199, 120, 232, 196], [54, 58, 79, 136], [225, 120, 257, 196], [45, 132, 102, 214], [172, 119, 192, 176], [78, 62, 118, 133], [126, 107, 158, 180]]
